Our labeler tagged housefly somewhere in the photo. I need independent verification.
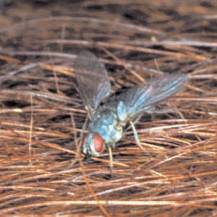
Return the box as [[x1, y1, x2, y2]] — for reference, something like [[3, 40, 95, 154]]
[[74, 51, 187, 158]]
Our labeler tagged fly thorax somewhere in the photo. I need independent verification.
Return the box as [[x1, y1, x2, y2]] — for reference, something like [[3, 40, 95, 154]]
[[89, 108, 123, 145]]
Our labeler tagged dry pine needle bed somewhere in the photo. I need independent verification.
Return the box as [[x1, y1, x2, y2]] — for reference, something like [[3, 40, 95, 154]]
[[0, 1, 217, 216]]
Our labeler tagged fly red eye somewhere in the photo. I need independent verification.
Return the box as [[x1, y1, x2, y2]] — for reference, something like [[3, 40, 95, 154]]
[[93, 133, 105, 153]]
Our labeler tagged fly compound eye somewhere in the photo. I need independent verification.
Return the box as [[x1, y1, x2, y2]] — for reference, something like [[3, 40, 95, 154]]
[[92, 133, 105, 154]]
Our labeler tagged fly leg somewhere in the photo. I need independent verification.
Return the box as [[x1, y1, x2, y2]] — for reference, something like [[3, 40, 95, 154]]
[[129, 121, 145, 151], [108, 145, 113, 174]]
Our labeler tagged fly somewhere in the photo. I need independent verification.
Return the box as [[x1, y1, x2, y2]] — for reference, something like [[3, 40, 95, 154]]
[[74, 51, 187, 162]]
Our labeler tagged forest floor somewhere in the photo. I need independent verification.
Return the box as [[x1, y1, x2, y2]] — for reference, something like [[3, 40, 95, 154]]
[[0, 0, 217, 216]]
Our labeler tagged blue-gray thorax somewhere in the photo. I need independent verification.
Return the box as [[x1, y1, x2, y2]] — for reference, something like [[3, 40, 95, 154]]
[[88, 106, 124, 145]]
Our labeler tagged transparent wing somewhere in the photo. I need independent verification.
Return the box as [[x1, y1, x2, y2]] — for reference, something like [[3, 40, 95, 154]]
[[114, 74, 187, 119], [74, 51, 111, 117]]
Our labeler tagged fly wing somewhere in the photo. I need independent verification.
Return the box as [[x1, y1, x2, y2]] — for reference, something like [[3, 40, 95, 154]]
[[74, 51, 111, 117], [115, 74, 187, 119]]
